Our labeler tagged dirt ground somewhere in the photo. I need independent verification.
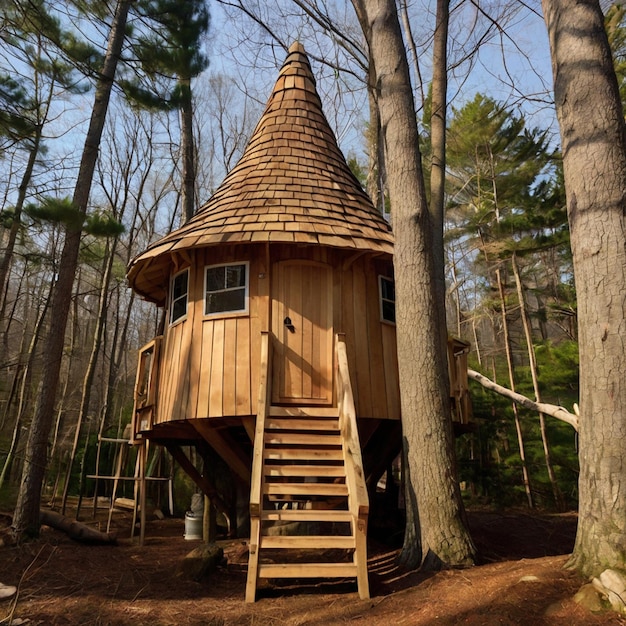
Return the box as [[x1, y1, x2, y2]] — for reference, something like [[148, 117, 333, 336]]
[[1, 504, 625, 626]]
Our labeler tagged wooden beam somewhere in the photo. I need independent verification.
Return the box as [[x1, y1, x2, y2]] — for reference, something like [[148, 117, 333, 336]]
[[164, 443, 229, 518], [190, 420, 251, 485]]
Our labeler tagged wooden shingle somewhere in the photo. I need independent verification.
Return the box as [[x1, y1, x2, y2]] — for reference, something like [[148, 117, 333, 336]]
[[128, 42, 393, 302]]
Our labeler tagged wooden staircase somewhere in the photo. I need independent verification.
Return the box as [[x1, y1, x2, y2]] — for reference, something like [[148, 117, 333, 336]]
[[246, 333, 369, 602]]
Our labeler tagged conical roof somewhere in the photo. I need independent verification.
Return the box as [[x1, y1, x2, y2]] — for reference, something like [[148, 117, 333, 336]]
[[128, 42, 393, 302]]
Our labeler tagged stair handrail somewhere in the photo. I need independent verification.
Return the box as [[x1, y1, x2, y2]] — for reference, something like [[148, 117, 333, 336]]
[[335, 334, 369, 519], [250, 330, 272, 518], [246, 330, 272, 602]]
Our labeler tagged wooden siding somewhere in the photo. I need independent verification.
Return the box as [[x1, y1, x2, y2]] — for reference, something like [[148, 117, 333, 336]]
[[153, 243, 399, 424], [339, 253, 399, 419], [155, 245, 269, 421]]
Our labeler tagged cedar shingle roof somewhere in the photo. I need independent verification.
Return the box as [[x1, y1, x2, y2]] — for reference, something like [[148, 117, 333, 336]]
[[128, 42, 393, 302]]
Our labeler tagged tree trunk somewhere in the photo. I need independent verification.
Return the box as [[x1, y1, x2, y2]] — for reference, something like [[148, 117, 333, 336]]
[[180, 76, 195, 224], [40, 509, 117, 544], [511, 253, 564, 510], [496, 266, 534, 508], [11, 0, 132, 541], [61, 238, 117, 515], [429, 0, 449, 312], [351, 0, 475, 569], [542, 0, 626, 576]]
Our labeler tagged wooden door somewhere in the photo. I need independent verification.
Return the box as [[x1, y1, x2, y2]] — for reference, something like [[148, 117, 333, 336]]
[[272, 261, 333, 404]]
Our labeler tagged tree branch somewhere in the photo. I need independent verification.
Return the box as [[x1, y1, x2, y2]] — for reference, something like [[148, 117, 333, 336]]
[[467, 368, 579, 431]]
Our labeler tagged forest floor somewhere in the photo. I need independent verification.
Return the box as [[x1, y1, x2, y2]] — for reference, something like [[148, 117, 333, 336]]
[[1, 502, 625, 625]]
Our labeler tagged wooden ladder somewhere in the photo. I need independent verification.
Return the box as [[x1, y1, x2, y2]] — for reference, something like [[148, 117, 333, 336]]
[[245, 403, 370, 601]]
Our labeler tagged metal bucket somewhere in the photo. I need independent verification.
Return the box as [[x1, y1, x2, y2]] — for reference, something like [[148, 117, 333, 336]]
[[184, 512, 203, 540]]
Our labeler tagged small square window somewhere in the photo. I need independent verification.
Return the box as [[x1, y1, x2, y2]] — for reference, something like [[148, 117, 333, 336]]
[[379, 276, 396, 324], [170, 269, 189, 324], [205, 262, 248, 316]]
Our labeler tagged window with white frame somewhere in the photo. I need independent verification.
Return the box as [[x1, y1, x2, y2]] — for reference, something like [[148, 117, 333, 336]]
[[204, 262, 248, 316], [170, 269, 189, 324], [379, 275, 396, 324]]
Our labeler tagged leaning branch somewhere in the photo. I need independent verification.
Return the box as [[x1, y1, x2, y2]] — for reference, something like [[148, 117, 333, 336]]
[[467, 369, 579, 432]]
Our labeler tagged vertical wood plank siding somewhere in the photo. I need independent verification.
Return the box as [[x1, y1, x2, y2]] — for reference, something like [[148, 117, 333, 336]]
[[155, 245, 399, 422]]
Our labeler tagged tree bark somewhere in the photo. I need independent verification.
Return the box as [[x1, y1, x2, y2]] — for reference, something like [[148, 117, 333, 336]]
[[542, 0, 626, 576], [11, 0, 131, 541], [351, 0, 475, 569]]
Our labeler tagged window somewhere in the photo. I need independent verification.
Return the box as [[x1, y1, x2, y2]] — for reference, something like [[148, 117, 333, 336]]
[[379, 276, 396, 324], [204, 262, 248, 316], [170, 269, 189, 324]]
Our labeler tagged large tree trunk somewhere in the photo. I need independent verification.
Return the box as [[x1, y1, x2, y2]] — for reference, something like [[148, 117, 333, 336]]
[[542, 0, 626, 576], [351, 0, 475, 569], [61, 237, 117, 515], [11, 0, 131, 541]]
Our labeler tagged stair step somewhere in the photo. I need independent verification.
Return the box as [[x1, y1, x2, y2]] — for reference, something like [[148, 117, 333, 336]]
[[264, 464, 345, 478], [264, 483, 348, 497], [269, 406, 339, 418], [261, 509, 352, 522], [257, 562, 358, 579], [259, 535, 355, 549], [264, 448, 344, 461], [265, 432, 342, 445], [266, 418, 339, 431]]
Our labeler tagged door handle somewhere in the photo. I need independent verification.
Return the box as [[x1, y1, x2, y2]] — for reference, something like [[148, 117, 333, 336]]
[[284, 316, 295, 333]]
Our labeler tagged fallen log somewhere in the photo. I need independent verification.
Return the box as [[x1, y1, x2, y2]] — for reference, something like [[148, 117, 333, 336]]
[[467, 368, 579, 432], [40, 509, 117, 545]]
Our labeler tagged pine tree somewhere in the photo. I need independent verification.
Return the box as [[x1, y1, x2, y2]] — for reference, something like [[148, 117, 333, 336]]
[[120, 0, 210, 223]]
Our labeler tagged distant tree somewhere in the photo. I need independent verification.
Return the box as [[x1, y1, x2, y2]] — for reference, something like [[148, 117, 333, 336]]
[[120, 0, 210, 223]]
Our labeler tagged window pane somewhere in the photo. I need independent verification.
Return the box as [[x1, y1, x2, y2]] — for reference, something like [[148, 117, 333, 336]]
[[172, 271, 188, 300], [226, 264, 246, 288], [206, 288, 245, 314], [381, 277, 395, 301], [170, 270, 188, 323], [382, 300, 396, 323], [172, 297, 187, 322], [205, 266, 225, 292]]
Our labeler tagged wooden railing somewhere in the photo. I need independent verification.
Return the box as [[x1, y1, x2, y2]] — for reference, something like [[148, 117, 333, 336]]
[[335, 333, 370, 599], [246, 330, 272, 602]]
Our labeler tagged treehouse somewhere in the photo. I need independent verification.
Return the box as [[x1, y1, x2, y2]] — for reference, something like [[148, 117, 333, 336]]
[[126, 42, 471, 602]]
